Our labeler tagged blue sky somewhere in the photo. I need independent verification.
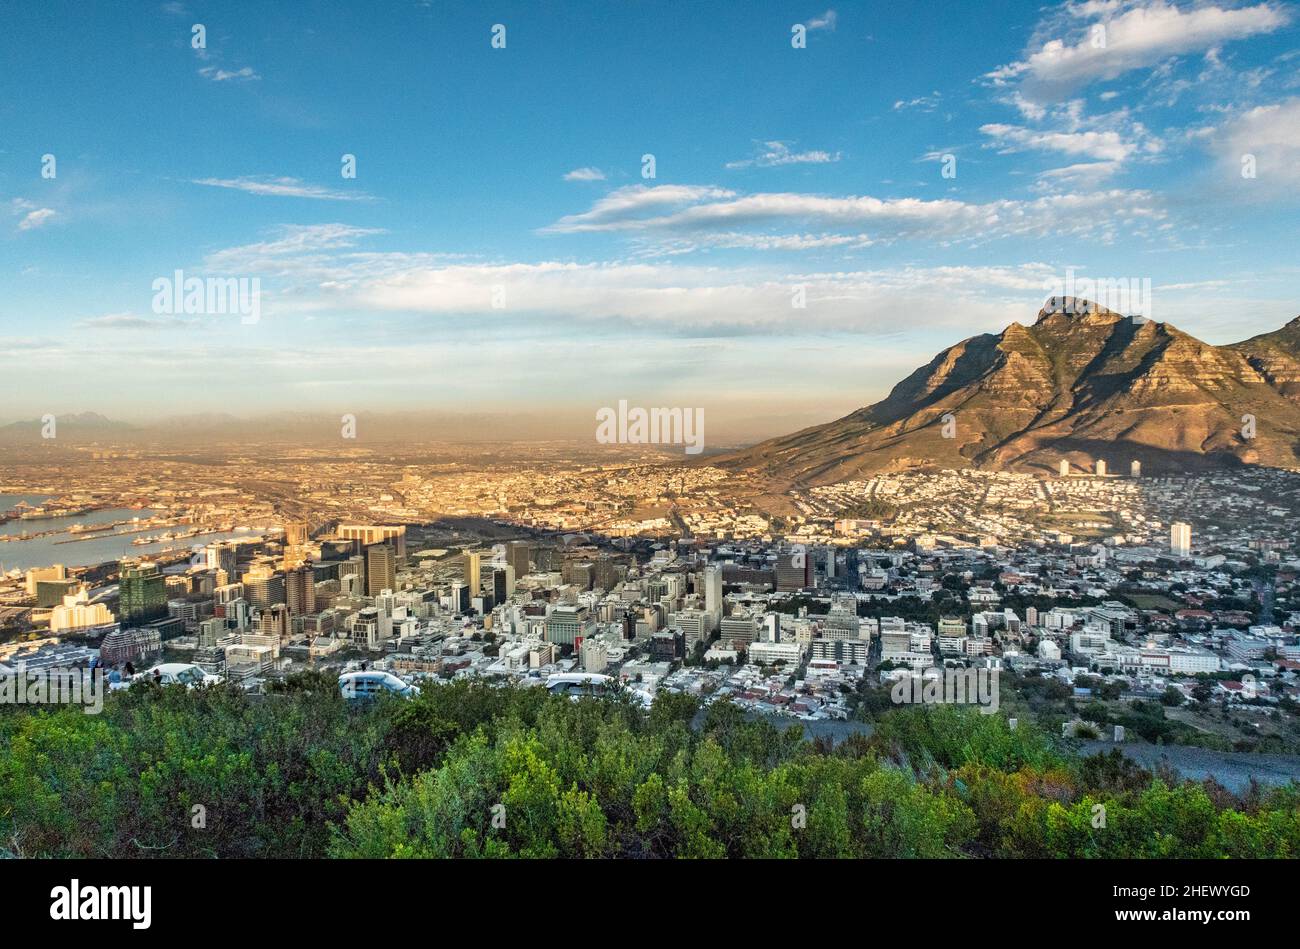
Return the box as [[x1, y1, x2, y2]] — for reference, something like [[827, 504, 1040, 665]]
[[2, 0, 1299, 439]]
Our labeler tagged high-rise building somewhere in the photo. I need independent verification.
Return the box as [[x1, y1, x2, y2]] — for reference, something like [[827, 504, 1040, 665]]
[[35, 577, 78, 608], [508, 541, 531, 580], [1130, 460, 1141, 478], [462, 551, 481, 593], [257, 604, 290, 641], [285, 564, 317, 616], [337, 524, 405, 559], [775, 550, 811, 592], [1058, 459, 1069, 477], [119, 561, 167, 625], [1095, 459, 1107, 476], [1171, 522, 1192, 557], [25, 564, 67, 597], [205, 542, 238, 584], [242, 561, 286, 609], [366, 544, 397, 597], [545, 605, 591, 647], [703, 564, 723, 632]]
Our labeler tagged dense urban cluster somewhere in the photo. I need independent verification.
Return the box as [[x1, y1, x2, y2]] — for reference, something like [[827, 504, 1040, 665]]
[[3, 451, 1299, 763]]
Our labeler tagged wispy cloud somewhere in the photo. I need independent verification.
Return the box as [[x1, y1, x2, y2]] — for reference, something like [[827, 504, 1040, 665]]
[[725, 141, 842, 170], [17, 207, 56, 231], [563, 167, 606, 182], [893, 92, 942, 112], [191, 176, 371, 201], [77, 313, 198, 330], [541, 182, 1166, 248], [806, 9, 837, 31], [199, 65, 260, 82], [980, 122, 1144, 162], [986, 0, 1289, 102]]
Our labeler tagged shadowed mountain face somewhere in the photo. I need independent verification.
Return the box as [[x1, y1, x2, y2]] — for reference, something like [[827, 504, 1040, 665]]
[[714, 299, 1300, 484]]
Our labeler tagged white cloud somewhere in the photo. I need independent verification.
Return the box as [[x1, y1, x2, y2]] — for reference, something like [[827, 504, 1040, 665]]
[[541, 182, 1165, 246], [894, 92, 942, 112], [191, 176, 370, 201], [77, 313, 197, 330], [17, 208, 56, 231], [807, 9, 837, 31], [199, 65, 260, 82], [725, 141, 843, 169], [981, 122, 1139, 162], [1206, 96, 1300, 185], [1036, 160, 1123, 186], [563, 167, 606, 181], [987, 1, 1289, 101]]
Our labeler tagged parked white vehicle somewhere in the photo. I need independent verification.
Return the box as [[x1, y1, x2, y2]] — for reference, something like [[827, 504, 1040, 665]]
[[141, 663, 222, 688], [339, 670, 420, 701]]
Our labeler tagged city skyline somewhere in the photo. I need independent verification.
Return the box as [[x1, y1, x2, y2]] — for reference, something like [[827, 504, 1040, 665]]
[[3, 0, 1299, 431]]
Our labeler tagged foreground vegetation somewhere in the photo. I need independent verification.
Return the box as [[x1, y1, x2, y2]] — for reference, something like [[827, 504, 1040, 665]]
[[0, 674, 1296, 858]]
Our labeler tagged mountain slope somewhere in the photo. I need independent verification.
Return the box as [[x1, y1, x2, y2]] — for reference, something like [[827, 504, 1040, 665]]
[[714, 299, 1300, 484]]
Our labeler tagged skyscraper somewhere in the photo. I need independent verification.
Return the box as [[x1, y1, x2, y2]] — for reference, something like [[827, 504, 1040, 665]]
[[508, 541, 531, 580], [205, 542, 238, 584], [1171, 522, 1192, 557], [337, 524, 406, 559], [119, 561, 167, 624], [1095, 459, 1107, 476], [703, 564, 723, 632], [775, 550, 810, 592], [462, 551, 481, 593], [285, 564, 317, 616], [1058, 459, 1070, 477], [366, 544, 396, 597]]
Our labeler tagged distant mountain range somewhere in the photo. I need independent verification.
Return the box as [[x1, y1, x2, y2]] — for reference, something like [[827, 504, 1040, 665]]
[[714, 299, 1300, 484]]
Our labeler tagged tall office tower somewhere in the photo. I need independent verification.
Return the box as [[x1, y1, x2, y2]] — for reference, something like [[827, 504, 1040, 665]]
[[119, 561, 168, 624], [257, 604, 290, 641], [545, 605, 591, 647], [342, 555, 366, 591], [25, 564, 67, 597], [285, 564, 317, 616], [337, 524, 406, 560], [508, 541, 531, 580], [284, 521, 309, 547], [206, 542, 238, 585], [775, 550, 811, 592], [488, 566, 511, 606], [1058, 459, 1070, 477], [35, 577, 78, 608], [462, 551, 481, 593], [242, 560, 286, 609], [563, 560, 594, 591], [703, 564, 723, 632], [593, 556, 619, 593], [366, 543, 396, 597], [1130, 460, 1141, 478], [450, 581, 470, 614], [1170, 522, 1192, 558], [1095, 459, 1107, 476]]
